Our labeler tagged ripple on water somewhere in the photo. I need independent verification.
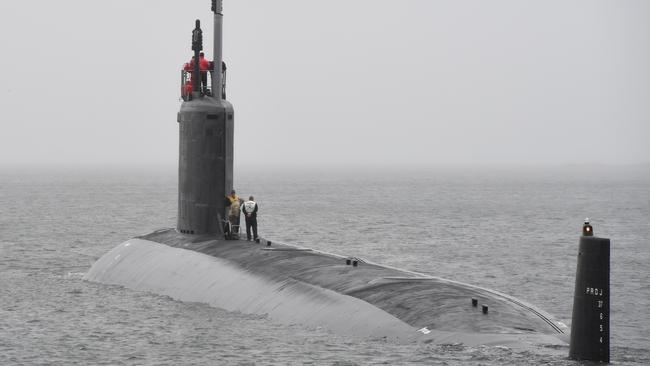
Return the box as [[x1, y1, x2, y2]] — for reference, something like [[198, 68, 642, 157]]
[[1, 167, 649, 365]]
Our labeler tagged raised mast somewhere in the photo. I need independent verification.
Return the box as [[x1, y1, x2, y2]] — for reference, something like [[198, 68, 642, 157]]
[[212, 0, 223, 98]]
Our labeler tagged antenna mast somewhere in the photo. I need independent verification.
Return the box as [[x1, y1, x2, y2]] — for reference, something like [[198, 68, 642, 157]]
[[212, 0, 223, 98]]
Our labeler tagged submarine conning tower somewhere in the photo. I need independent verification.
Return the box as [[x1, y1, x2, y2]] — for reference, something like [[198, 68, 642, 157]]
[[177, 0, 234, 235]]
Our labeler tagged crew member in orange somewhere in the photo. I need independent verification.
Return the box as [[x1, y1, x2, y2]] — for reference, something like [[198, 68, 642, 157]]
[[181, 80, 193, 100], [181, 59, 195, 100], [199, 52, 211, 94]]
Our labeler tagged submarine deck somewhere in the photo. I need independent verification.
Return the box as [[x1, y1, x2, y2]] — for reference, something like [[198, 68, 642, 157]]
[[132, 228, 566, 343]]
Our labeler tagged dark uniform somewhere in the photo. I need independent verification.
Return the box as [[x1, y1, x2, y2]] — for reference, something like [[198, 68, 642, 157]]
[[242, 197, 258, 241]]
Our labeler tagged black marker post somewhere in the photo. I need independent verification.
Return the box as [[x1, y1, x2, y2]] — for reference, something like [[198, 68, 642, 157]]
[[569, 219, 610, 363]]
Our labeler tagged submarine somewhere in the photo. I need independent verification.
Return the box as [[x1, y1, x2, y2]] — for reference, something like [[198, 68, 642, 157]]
[[84, 0, 601, 351]]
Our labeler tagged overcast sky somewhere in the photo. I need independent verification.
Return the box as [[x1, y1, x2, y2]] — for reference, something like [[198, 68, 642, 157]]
[[0, 1, 648, 167]]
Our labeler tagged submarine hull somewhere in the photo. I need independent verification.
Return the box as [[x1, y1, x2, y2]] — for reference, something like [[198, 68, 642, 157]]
[[84, 229, 569, 347]]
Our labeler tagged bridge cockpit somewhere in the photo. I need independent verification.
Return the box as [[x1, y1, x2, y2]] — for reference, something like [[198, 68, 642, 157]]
[[181, 60, 227, 101]]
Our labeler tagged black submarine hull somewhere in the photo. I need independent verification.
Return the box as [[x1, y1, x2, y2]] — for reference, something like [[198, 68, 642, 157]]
[[84, 229, 569, 347]]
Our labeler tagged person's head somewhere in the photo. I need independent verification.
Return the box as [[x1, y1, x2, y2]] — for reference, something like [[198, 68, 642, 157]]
[[249, 196, 254, 201], [200, 52, 205, 58], [230, 189, 236, 196]]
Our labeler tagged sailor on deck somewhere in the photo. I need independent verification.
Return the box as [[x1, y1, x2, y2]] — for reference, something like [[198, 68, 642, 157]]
[[226, 190, 243, 237], [242, 196, 259, 242]]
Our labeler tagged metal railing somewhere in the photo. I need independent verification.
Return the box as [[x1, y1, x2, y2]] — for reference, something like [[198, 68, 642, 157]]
[[180, 64, 227, 101]]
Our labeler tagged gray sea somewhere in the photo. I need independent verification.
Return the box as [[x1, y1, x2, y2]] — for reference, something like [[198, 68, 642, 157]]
[[1, 165, 649, 365]]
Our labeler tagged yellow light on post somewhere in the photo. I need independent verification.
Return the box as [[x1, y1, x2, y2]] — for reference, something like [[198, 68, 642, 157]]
[[582, 218, 594, 236]]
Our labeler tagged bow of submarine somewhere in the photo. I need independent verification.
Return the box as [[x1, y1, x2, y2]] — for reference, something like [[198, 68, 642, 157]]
[[84, 228, 569, 347]]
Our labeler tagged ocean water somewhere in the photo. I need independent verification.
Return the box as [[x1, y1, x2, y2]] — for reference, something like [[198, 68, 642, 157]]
[[1, 165, 649, 365]]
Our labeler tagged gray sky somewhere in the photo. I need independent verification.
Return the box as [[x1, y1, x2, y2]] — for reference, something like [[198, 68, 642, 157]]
[[1, 0, 648, 167]]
